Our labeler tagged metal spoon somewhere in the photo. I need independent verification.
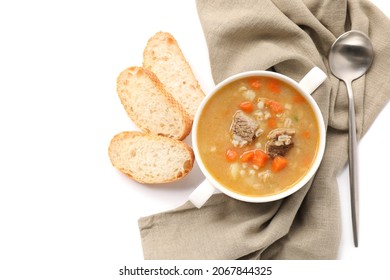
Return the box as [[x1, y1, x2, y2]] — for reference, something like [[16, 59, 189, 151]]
[[329, 30, 374, 247]]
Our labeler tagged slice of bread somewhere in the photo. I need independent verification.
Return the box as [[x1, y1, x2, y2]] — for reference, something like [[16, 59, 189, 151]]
[[143, 32, 205, 120], [108, 131, 194, 184], [116, 66, 192, 140]]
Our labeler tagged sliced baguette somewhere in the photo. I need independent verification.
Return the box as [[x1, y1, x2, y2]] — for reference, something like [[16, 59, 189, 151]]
[[116, 66, 192, 140], [143, 32, 205, 120], [108, 131, 194, 184]]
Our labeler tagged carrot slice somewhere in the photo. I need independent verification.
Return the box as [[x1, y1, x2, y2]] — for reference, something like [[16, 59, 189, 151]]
[[252, 149, 268, 167], [272, 156, 288, 172], [226, 149, 238, 162], [240, 150, 254, 162], [293, 94, 305, 103], [268, 79, 281, 94], [248, 78, 262, 90], [239, 101, 254, 113], [266, 100, 284, 113], [303, 130, 311, 139], [267, 118, 277, 128]]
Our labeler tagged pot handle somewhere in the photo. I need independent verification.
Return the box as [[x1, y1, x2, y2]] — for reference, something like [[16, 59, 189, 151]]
[[298, 66, 327, 94], [189, 180, 216, 208]]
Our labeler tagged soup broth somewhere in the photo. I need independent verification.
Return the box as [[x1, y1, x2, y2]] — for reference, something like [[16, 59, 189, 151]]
[[197, 75, 320, 197]]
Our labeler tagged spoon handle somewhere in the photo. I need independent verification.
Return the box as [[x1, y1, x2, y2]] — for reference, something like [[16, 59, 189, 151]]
[[346, 81, 359, 247]]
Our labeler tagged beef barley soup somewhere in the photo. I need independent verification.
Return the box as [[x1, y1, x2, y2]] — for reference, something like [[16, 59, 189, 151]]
[[196, 75, 320, 197]]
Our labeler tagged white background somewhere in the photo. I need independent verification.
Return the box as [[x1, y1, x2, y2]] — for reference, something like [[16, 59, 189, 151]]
[[0, 0, 389, 279]]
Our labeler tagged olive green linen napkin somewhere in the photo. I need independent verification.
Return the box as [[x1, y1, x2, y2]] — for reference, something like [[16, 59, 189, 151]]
[[138, 0, 390, 259]]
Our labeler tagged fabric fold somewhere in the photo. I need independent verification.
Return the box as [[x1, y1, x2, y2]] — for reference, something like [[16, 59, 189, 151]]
[[138, 0, 390, 259]]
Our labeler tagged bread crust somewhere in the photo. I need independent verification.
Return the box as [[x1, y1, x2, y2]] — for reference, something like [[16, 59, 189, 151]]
[[143, 32, 205, 120], [110, 32, 204, 185], [108, 131, 195, 184], [116, 66, 192, 140]]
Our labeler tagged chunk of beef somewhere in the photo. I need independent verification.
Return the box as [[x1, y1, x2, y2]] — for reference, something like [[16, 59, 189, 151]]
[[265, 128, 296, 158], [230, 110, 259, 147]]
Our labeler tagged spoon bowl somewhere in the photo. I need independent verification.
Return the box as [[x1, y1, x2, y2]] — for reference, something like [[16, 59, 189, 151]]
[[329, 31, 374, 82], [329, 30, 374, 247]]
